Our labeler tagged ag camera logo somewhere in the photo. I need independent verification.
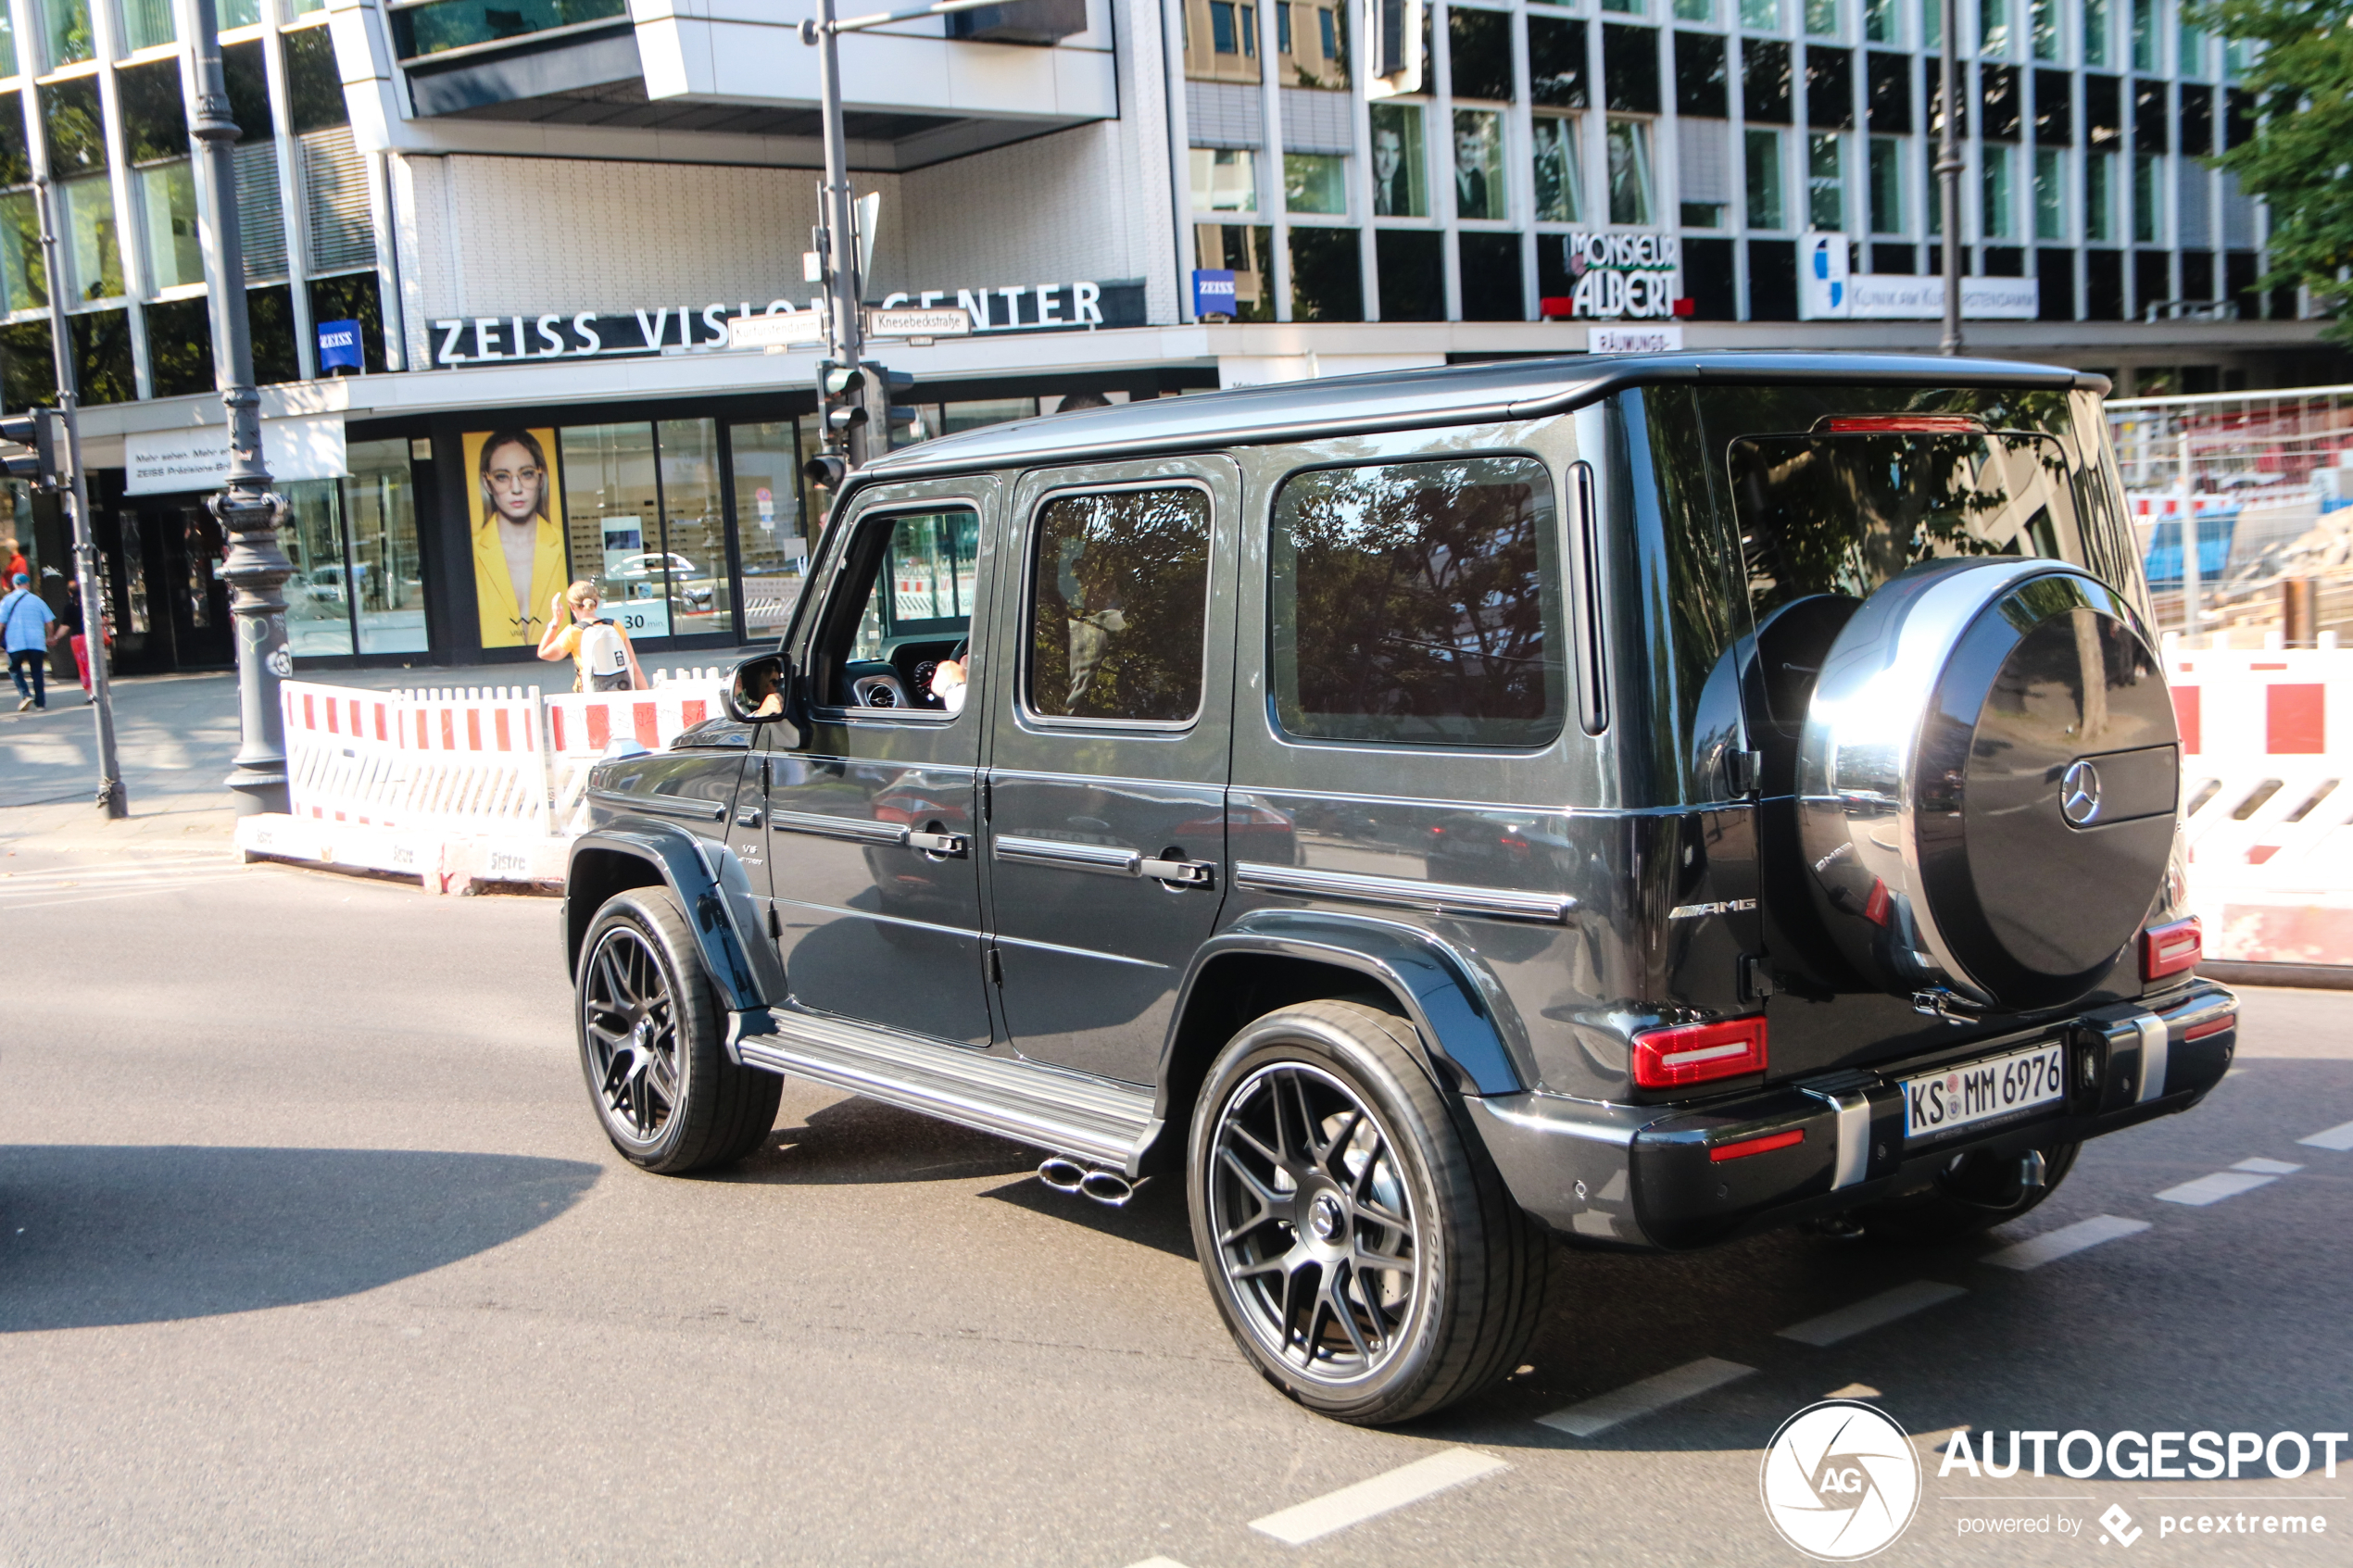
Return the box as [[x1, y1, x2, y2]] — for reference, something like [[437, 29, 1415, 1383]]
[[1761, 1400, 1922, 1560]]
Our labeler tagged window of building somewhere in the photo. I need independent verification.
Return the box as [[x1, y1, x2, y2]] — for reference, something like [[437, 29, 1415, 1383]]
[[1680, 117, 1731, 224], [1744, 38, 1793, 121], [57, 177, 120, 303], [1741, 0, 1781, 29], [1919, 0, 1939, 47], [1604, 0, 1647, 15], [1869, 134, 1905, 232], [1376, 229, 1445, 319], [0, 96, 43, 314], [119, 0, 174, 51], [1453, 109, 1506, 220], [1290, 225, 1363, 319], [1675, 0, 1715, 19], [1867, 49, 1910, 132], [2087, 149, 2119, 241], [1370, 103, 1428, 217], [1807, 132, 1847, 227], [281, 440, 427, 657], [1196, 223, 1277, 319], [1604, 23, 1662, 112], [1805, 0, 1840, 36], [1981, 141, 2016, 237], [560, 423, 662, 640], [1979, 0, 2008, 55], [1529, 16, 1592, 106], [2033, 145, 2066, 239], [2133, 151, 2162, 244], [1746, 126, 1786, 227], [1608, 116, 1657, 222], [1534, 113, 1585, 220], [41, 0, 92, 67], [1451, 6, 1514, 101], [1806, 44, 1854, 127], [2129, 0, 2156, 71], [0, 13, 16, 76], [1028, 487, 1210, 725], [1286, 152, 1348, 214], [1677, 31, 1730, 117], [1271, 457, 1565, 749], [2177, 19, 2204, 79], [283, 479, 356, 656], [1191, 146, 1258, 211], [2033, 67, 2072, 143], [2084, 0, 2111, 66], [1864, 0, 1898, 43], [219, 0, 260, 24], [2029, 0, 2058, 59]]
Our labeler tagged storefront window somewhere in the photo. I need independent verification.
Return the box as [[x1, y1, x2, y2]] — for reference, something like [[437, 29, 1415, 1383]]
[[348, 438, 425, 653], [730, 420, 808, 641], [560, 423, 663, 641], [658, 417, 727, 640], [282, 478, 355, 657]]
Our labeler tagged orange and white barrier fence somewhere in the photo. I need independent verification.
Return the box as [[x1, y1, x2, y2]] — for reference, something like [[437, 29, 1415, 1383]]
[[237, 667, 726, 893], [2170, 643, 2353, 968]]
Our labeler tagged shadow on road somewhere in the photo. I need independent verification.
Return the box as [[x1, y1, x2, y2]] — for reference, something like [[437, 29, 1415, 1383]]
[[0, 1145, 600, 1332]]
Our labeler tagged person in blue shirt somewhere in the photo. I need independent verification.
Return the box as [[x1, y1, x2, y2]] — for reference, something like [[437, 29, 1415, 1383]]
[[3, 571, 56, 711]]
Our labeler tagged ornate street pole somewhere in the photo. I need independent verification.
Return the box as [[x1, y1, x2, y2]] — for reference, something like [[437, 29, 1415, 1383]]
[[31, 179, 126, 817], [1936, 0, 1963, 355], [191, 0, 292, 814]]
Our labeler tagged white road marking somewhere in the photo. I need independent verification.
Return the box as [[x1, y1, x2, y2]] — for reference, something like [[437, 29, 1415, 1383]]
[[1777, 1280, 1968, 1347], [1247, 1449, 1508, 1546], [1122, 1559, 1191, 1568], [2232, 1157, 2302, 1175], [2300, 1121, 2353, 1152], [1535, 1357, 1755, 1438], [1980, 1214, 2151, 1271], [2155, 1171, 2279, 1206]]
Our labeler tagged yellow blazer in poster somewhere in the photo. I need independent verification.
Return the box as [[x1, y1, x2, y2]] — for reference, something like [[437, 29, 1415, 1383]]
[[466, 428, 567, 647]]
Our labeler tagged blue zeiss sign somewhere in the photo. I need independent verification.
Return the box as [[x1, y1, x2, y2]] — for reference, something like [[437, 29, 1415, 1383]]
[[317, 319, 363, 371], [1192, 270, 1237, 318]]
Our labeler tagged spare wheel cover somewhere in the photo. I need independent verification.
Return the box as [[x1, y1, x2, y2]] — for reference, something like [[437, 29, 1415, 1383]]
[[1796, 558, 2178, 1011]]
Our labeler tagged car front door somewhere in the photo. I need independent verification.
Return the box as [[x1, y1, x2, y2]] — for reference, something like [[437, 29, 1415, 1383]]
[[981, 458, 1239, 1085], [761, 478, 997, 1047]]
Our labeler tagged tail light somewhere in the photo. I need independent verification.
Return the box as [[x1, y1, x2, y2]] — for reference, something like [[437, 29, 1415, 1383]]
[[1818, 415, 1986, 434], [2141, 916, 2201, 981], [1710, 1127, 1805, 1162], [1632, 1015, 1768, 1089]]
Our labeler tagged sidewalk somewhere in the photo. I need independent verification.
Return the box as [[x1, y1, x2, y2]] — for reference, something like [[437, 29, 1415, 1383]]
[[0, 654, 754, 857]]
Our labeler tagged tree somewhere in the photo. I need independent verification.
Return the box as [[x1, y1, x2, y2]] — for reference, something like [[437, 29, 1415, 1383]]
[[2192, 0, 2353, 342]]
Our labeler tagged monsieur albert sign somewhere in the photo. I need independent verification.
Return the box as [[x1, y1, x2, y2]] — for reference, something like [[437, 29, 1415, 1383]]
[[430, 279, 1146, 367]]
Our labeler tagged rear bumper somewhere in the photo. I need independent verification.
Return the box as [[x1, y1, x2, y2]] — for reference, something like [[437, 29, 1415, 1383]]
[[1465, 978, 2236, 1249]]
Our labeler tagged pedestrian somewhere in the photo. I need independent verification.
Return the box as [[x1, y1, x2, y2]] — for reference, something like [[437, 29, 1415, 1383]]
[[536, 580, 644, 692], [2, 536, 26, 589], [52, 588, 96, 699], [3, 571, 55, 711]]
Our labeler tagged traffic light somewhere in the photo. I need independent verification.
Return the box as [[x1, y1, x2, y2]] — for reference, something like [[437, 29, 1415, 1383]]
[[818, 360, 868, 443], [857, 362, 919, 455], [801, 451, 848, 492], [0, 409, 57, 491]]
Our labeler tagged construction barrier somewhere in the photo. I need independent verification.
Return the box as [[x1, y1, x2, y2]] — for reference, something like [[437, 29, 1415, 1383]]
[[238, 666, 727, 893], [2171, 644, 2353, 968]]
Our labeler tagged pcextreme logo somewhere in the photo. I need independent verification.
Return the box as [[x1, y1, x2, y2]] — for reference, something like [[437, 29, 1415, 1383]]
[[1761, 1400, 1923, 1560]]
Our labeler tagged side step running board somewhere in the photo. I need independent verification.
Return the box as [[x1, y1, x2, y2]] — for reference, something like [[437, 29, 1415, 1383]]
[[731, 1008, 1159, 1172]]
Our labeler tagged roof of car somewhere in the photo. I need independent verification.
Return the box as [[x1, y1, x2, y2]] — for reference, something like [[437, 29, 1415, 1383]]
[[857, 350, 2100, 482]]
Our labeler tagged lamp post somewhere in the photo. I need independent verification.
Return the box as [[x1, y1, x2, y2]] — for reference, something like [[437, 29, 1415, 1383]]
[[1936, 0, 1963, 355], [31, 179, 126, 817], [191, 0, 293, 815]]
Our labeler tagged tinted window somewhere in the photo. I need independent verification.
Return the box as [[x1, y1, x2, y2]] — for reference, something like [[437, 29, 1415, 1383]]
[[1027, 487, 1209, 723], [1272, 457, 1566, 748]]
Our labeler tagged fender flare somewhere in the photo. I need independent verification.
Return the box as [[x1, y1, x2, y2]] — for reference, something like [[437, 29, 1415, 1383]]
[[1165, 909, 1529, 1098], [566, 822, 783, 1012]]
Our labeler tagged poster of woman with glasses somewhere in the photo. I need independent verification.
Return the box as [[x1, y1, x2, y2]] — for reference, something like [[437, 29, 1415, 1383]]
[[467, 428, 567, 647]]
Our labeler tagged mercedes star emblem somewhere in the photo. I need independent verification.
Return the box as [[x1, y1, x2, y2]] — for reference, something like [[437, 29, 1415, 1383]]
[[2060, 759, 2103, 826]]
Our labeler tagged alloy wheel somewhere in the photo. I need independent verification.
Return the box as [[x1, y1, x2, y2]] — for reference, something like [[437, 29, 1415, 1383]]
[[1205, 1060, 1422, 1385], [582, 924, 681, 1145]]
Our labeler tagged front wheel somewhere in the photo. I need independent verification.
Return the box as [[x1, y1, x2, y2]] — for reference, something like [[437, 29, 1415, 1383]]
[[1187, 999, 1547, 1425], [576, 888, 780, 1173]]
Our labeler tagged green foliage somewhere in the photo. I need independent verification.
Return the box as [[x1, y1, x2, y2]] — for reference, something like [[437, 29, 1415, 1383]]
[[2191, 0, 2353, 342]]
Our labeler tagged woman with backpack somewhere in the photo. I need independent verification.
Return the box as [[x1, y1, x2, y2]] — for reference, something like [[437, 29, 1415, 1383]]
[[536, 580, 646, 692]]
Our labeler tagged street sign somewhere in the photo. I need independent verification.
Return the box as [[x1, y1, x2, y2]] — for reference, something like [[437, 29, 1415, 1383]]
[[728, 311, 828, 350], [864, 306, 973, 339]]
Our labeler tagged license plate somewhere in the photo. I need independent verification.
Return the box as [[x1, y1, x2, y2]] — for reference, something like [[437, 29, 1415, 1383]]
[[1902, 1041, 2067, 1140]]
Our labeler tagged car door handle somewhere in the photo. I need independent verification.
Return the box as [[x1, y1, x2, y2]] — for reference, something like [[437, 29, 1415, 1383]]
[[907, 830, 968, 857], [1138, 857, 1215, 889]]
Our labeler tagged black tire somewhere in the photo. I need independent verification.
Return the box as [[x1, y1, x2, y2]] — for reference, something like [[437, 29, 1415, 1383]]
[[576, 887, 781, 1174], [1187, 998, 1547, 1425], [1847, 1140, 2082, 1244]]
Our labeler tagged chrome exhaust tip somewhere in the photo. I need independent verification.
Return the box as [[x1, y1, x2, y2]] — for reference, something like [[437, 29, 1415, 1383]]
[[1079, 1170, 1141, 1207], [2020, 1149, 2049, 1190], [1038, 1157, 1088, 1194]]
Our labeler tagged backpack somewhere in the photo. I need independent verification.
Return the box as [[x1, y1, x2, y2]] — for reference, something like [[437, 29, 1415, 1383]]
[[576, 619, 630, 681]]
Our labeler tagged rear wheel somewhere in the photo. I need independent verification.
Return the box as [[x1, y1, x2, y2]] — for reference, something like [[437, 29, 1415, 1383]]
[[576, 888, 780, 1173], [1187, 999, 1547, 1425], [1846, 1140, 2082, 1244]]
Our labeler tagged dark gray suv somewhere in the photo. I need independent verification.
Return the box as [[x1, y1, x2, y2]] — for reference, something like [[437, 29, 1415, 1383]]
[[560, 354, 2234, 1425]]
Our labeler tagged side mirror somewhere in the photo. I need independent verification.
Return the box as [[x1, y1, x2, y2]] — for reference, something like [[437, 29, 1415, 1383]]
[[723, 653, 792, 725]]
